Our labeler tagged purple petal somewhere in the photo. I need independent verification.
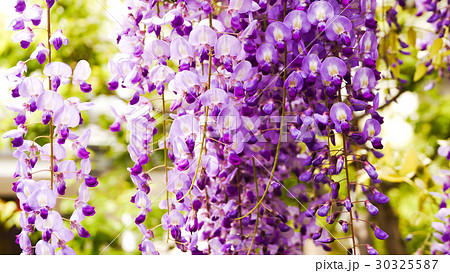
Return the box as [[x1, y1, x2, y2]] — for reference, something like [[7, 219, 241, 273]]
[[307, 1, 334, 25], [82, 204, 96, 216], [15, 0, 26, 13], [362, 118, 381, 140], [284, 10, 311, 33], [320, 57, 347, 80], [256, 43, 278, 64], [200, 88, 229, 106], [265, 21, 292, 44], [354, 67, 376, 91], [330, 102, 352, 124], [35, 240, 55, 255], [366, 244, 378, 255], [325, 15, 352, 41], [189, 25, 217, 47], [215, 34, 241, 58], [371, 223, 389, 240], [84, 175, 98, 187], [170, 36, 194, 60], [373, 189, 389, 203], [28, 188, 57, 210], [365, 200, 379, 216], [302, 54, 321, 74], [360, 31, 377, 53]]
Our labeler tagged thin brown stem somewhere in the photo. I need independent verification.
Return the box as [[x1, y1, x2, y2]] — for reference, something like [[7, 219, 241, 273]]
[[47, 5, 54, 190], [247, 158, 260, 255], [338, 90, 356, 255], [236, 168, 243, 236]]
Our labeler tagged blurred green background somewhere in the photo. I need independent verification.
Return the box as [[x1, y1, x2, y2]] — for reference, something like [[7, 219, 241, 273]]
[[0, 0, 449, 255]]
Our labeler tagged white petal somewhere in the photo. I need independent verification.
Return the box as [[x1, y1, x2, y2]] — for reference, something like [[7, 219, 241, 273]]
[[73, 60, 91, 84]]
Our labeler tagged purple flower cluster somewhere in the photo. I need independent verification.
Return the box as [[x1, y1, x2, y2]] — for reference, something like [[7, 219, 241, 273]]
[[415, 0, 450, 79], [430, 142, 450, 255], [4, 0, 96, 255], [110, 0, 388, 255]]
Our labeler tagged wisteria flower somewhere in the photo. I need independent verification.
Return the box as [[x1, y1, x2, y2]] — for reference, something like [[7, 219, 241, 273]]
[[265, 21, 292, 53], [330, 102, 352, 133], [307, 1, 334, 31], [30, 43, 49, 64], [43, 61, 72, 91], [72, 60, 92, 92], [12, 27, 34, 48], [49, 29, 69, 51]]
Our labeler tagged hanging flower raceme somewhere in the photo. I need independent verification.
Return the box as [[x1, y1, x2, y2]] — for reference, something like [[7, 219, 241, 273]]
[[429, 142, 450, 254], [5, 1, 96, 255], [109, 0, 386, 255]]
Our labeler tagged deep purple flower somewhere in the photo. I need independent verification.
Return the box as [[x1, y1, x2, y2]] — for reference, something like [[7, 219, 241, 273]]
[[229, 150, 242, 165], [366, 244, 378, 255], [307, 1, 334, 31], [362, 118, 381, 143], [353, 68, 376, 100], [47, 0, 57, 9], [321, 57, 347, 84], [285, 71, 304, 99], [84, 175, 98, 187], [256, 43, 278, 74], [364, 161, 378, 180], [365, 200, 379, 216], [284, 10, 311, 41], [330, 102, 352, 133], [82, 205, 96, 216], [344, 197, 352, 212], [372, 188, 390, 204], [341, 221, 349, 233], [265, 21, 292, 52], [325, 16, 352, 44], [317, 201, 330, 216], [15, 0, 26, 13]]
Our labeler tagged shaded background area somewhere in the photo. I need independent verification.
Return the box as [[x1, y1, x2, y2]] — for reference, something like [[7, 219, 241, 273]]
[[0, 0, 449, 255]]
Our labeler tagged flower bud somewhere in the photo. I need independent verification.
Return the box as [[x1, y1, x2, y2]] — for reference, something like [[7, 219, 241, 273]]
[[370, 223, 389, 240], [364, 200, 379, 216]]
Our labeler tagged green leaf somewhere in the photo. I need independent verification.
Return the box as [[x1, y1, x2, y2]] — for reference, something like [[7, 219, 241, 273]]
[[429, 38, 443, 56], [407, 28, 416, 48], [399, 148, 418, 177], [413, 63, 427, 82], [442, 50, 450, 57], [379, 173, 404, 183], [0, 201, 17, 222]]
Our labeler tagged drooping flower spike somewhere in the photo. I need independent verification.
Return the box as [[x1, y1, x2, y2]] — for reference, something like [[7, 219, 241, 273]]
[[429, 142, 450, 254], [108, 0, 387, 255], [5, 0, 97, 255]]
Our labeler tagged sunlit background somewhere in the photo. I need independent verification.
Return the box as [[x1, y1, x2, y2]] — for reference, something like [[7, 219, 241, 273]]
[[0, 0, 449, 255]]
